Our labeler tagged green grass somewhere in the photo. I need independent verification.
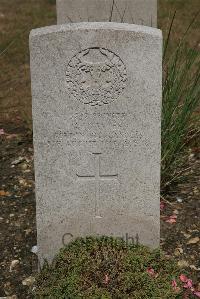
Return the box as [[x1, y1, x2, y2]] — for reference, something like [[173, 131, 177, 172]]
[[33, 237, 184, 299], [161, 13, 200, 189]]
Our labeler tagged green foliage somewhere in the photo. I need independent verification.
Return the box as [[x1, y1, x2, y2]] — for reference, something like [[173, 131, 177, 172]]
[[34, 237, 182, 298], [161, 13, 200, 189]]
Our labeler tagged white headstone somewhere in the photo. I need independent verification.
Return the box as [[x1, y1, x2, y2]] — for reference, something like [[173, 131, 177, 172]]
[[30, 22, 162, 263], [56, 0, 157, 27]]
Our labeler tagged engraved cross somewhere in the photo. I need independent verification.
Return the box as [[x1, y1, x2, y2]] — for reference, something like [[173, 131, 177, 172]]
[[77, 153, 118, 216]]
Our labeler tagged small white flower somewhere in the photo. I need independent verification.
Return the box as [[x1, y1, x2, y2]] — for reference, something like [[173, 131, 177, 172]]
[[22, 276, 35, 286], [9, 259, 20, 272], [176, 197, 183, 203], [31, 245, 38, 254]]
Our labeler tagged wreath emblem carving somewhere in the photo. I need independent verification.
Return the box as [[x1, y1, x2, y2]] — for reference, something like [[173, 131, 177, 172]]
[[66, 47, 127, 106]]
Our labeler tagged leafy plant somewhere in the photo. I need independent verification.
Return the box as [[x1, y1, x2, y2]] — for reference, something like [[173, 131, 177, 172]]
[[161, 12, 200, 189], [33, 237, 185, 298]]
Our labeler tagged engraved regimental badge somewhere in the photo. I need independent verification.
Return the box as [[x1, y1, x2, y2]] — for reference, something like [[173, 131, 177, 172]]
[[66, 47, 127, 106]]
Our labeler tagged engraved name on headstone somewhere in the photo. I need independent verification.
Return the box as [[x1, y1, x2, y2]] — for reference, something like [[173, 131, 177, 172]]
[[56, 0, 157, 27], [30, 22, 162, 262]]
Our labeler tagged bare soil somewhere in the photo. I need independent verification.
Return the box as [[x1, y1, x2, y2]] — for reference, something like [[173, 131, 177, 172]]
[[0, 119, 37, 298]]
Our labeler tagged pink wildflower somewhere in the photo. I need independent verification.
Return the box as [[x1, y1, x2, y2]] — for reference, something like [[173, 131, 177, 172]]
[[172, 279, 177, 289], [160, 201, 165, 211], [165, 214, 177, 224], [180, 274, 188, 282], [194, 291, 200, 298], [104, 274, 110, 285], [147, 267, 155, 277], [0, 128, 5, 135], [183, 279, 193, 289], [179, 274, 193, 289], [172, 279, 181, 293]]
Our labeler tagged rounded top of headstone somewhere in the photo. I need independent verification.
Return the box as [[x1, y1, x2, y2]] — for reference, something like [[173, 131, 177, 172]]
[[30, 22, 162, 39]]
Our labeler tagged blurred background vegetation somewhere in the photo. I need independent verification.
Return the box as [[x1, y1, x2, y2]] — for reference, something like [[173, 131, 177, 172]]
[[0, 0, 199, 188]]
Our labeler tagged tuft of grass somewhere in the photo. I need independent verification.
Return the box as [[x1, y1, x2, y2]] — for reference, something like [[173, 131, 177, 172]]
[[33, 237, 183, 298], [161, 13, 200, 189]]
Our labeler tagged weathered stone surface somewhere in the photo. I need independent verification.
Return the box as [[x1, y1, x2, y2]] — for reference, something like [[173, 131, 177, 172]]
[[30, 22, 162, 263], [56, 0, 157, 27]]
